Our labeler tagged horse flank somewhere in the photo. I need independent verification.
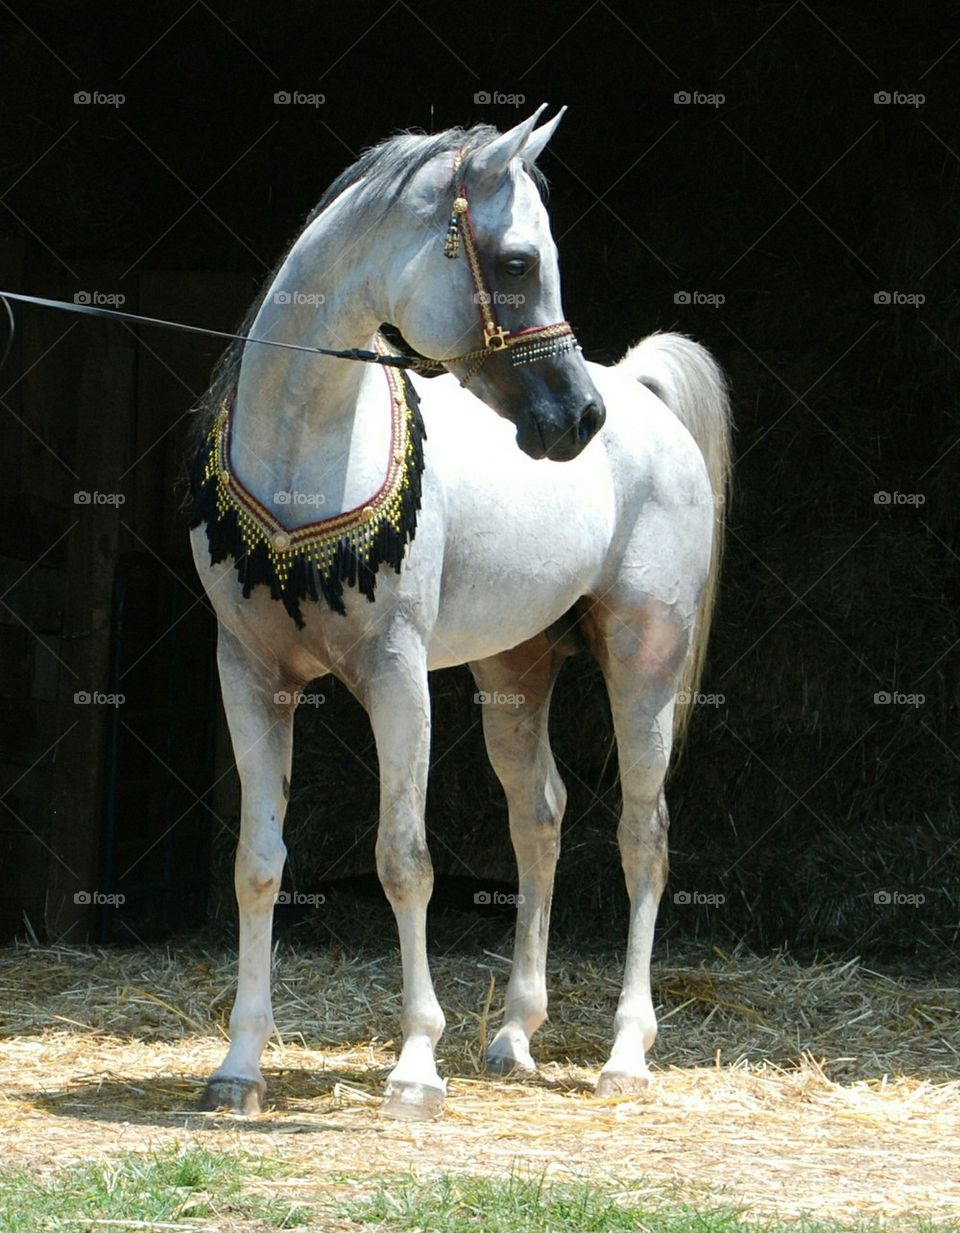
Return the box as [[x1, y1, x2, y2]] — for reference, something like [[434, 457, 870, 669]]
[[618, 332, 732, 745]]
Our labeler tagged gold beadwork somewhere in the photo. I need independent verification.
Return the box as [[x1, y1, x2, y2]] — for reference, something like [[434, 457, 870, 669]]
[[443, 167, 467, 260], [200, 341, 418, 602]]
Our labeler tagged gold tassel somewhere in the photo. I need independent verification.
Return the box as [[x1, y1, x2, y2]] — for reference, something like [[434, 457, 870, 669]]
[[443, 218, 460, 258], [443, 195, 469, 259]]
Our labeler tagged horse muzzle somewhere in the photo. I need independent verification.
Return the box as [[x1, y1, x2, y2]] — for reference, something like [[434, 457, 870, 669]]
[[515, 394, 606, 461]]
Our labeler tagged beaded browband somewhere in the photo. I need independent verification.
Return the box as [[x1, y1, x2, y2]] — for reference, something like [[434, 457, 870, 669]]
[[436, 149, 581, 386]]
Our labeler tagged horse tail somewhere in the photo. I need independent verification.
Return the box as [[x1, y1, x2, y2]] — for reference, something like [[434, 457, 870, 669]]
[[617, 332, 732, 747]]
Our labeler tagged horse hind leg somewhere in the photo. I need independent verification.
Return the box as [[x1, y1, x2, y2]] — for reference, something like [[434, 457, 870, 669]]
[[470, 634, 568, 1076], [592, 602, 687, 1097]]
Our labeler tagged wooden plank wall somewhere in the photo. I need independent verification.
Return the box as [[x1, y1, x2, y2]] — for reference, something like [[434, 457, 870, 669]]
[[0, 244, 250, 940]]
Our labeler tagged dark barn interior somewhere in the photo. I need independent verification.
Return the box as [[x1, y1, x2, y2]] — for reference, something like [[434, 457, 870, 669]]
[[0, 1, 958, 967]]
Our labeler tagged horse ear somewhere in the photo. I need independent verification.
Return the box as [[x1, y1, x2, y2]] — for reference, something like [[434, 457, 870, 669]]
[[522, 106, 567, 165], [469, 104, 549, 189]]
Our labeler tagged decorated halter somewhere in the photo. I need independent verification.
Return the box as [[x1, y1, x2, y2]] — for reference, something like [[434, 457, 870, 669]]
[[438, 150, 581, 386], [187, 148, 578, 627]]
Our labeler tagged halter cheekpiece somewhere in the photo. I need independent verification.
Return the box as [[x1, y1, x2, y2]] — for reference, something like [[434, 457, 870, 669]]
[[436, 149, 581, 386]]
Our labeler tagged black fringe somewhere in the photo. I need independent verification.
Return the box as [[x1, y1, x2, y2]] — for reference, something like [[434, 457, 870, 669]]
[[187, 373, 426, 629]]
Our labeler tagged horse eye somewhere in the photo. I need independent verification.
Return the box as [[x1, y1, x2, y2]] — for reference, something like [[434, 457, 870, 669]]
[[503, 258, 526, 277]]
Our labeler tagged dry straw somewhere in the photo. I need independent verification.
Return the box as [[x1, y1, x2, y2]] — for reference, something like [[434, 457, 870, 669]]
[[0, 941, 957, 1223]]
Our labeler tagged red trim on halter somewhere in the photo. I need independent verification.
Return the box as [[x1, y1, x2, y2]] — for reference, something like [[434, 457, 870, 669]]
[[442, 147, 579, 383], [461, 204, 494, 336], [510, 322, 568, 339]]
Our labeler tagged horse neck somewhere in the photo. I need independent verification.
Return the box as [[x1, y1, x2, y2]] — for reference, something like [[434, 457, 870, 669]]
[[229, 206, 387, 504]]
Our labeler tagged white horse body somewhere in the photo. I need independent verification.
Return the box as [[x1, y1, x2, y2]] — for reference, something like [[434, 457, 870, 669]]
[[189, 109, 730, 1119], [421, 362, 708, 666], [199, 363, 708, 668]]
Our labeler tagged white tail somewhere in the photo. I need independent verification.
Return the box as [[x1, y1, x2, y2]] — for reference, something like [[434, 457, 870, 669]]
[[618, 332, 732, 745]]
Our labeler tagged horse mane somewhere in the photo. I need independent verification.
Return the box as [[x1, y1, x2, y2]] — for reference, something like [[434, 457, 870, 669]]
[[186, 124, 547, 452]]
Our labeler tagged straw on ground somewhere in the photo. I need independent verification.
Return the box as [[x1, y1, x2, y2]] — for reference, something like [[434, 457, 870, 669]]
[[0, 942, 957, 1224]]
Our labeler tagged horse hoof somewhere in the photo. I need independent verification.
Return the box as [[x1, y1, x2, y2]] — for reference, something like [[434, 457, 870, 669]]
[[381, 1080, 445, 1121], [198, 1076, 266, 1114], [486, 1052, 537, 1078], [594, 1069, 650, 1098]]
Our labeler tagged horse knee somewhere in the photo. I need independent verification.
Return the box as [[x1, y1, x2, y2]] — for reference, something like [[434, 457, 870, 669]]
[[235, 839, 286, 902], [376, 837, 433, 906]]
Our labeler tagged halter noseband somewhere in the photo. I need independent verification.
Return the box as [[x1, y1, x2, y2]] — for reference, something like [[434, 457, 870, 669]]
[[437, 150, 581, 386]]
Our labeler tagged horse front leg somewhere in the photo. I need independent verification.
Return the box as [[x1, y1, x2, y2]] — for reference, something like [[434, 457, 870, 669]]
[[200, 627, 294, 1113], [360, 630, 445, 1120]]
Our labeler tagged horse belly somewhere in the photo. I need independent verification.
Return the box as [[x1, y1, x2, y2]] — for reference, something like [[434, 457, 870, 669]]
[[425, 462, 612, 668]]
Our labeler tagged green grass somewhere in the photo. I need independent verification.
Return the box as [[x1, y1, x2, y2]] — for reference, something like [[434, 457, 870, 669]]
[[0, 1144, 310, 1231], [2, 1152, 952, 1232], [343, 1173, 955, 1233]]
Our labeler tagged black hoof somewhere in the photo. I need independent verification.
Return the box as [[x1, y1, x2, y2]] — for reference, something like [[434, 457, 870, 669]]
[[198, 1076, 266, 1114]]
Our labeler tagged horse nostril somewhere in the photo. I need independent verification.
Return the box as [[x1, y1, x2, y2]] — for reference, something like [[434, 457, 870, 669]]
[[577, 400, 605, 445]]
